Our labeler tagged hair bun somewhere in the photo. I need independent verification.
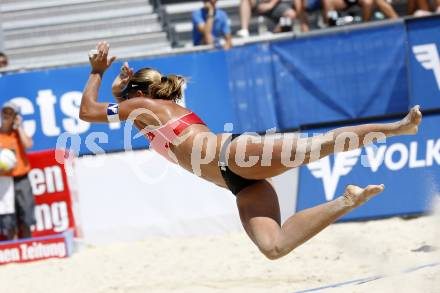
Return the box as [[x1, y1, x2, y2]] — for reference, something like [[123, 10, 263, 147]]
[[150, 74, 185, 102]]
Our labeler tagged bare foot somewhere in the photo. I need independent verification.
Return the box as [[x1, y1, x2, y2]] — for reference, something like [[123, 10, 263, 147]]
[[341, 184, 385, 208], [395, 105, 422, 136]]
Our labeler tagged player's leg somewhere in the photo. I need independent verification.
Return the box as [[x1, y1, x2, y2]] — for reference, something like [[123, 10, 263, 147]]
[[297, 105, 421, 162], [229, 106, 421, 179], [237, 180, 384, 260], [288, 105, 421, 165]]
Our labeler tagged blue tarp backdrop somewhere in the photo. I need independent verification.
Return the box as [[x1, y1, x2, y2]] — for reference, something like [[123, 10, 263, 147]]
[[226, 22, 410, 132], [0, 16, 438, 154], [270, 23, 409, 129], [297, 114, 440, 220]]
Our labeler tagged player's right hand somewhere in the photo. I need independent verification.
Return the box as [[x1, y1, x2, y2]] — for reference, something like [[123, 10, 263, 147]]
[[89, 41, 116, 74]]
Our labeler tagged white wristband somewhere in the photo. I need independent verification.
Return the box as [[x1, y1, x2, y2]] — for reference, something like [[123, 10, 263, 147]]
[[107, 103, 120, 123]]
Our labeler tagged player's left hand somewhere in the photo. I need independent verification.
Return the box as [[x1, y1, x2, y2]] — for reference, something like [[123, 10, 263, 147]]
[[89, 41, 116, 74], [112, 62, 134, 96]]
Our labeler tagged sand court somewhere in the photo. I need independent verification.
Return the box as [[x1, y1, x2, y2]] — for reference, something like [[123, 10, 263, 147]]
[[0, 213, 438, 293]]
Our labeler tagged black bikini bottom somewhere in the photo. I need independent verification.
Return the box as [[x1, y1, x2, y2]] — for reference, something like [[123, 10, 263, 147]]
[[218, 134, 260, 196]]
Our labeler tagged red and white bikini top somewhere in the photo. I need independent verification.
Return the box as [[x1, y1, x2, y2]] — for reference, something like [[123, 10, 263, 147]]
[[143, 112, 206, 162]]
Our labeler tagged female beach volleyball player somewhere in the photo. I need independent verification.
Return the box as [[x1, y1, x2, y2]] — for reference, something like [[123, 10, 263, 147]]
[[80, 42, 422, 260]]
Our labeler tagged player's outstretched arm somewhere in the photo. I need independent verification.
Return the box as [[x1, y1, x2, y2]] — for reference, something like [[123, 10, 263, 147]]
[[80, 42, 154, 124]]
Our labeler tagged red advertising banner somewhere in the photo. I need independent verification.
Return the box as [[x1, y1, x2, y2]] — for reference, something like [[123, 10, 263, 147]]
[[0, 230, 74, 265], [27, 150, 81, 238]]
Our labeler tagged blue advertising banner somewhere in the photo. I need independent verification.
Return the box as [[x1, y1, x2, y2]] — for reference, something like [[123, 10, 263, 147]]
[[0, 50, 236, 155], [226, 43, 280, 133], [407, 16, 440, 109], [271, 22, 409, 129], [297, 114, 440, 220]]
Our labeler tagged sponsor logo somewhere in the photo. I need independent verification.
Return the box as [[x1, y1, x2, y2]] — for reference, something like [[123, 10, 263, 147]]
[[29, 165, 65, 195], [107, 103, 119, 115], [413, 44, 440, 90], [33, 201, 70, 233], [307, 149, 361, 201], [308, 139, 440, 200], [0, 240, 67, 265], [28, 165, 71, 234]]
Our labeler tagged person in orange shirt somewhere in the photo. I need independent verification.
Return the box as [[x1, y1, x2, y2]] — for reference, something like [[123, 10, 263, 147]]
[[0, 101, 35, 240]]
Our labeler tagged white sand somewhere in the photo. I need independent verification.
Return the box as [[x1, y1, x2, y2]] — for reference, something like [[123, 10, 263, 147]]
[[0, 215, 439, 293]]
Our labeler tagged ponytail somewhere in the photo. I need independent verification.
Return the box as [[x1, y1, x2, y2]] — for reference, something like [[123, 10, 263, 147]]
[[150, 75, 185, 102], [129, 68, 186, 102]]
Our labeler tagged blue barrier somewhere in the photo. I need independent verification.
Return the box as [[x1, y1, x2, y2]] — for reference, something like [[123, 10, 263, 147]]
[[296, 114, 440, 220]]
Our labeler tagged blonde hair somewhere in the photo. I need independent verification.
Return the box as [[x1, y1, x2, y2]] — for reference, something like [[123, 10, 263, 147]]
[[130, 68, 185, 102]]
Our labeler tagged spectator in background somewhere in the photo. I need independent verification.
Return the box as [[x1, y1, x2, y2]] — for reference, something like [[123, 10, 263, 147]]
[[376, 0, 431, 19], [373, 0, 398, 18], [321, 0, 374, 25], [237, 0, 310, 36], [237, 0, 254, 37], [294, 0, 310, 32], [407, 0, 431, 16], [255, 0, 301, 33], [0, 52, 8, 68], [437, 0, 440, 13], [0, 101, 35, 241], [192, 0, 232, 50]]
